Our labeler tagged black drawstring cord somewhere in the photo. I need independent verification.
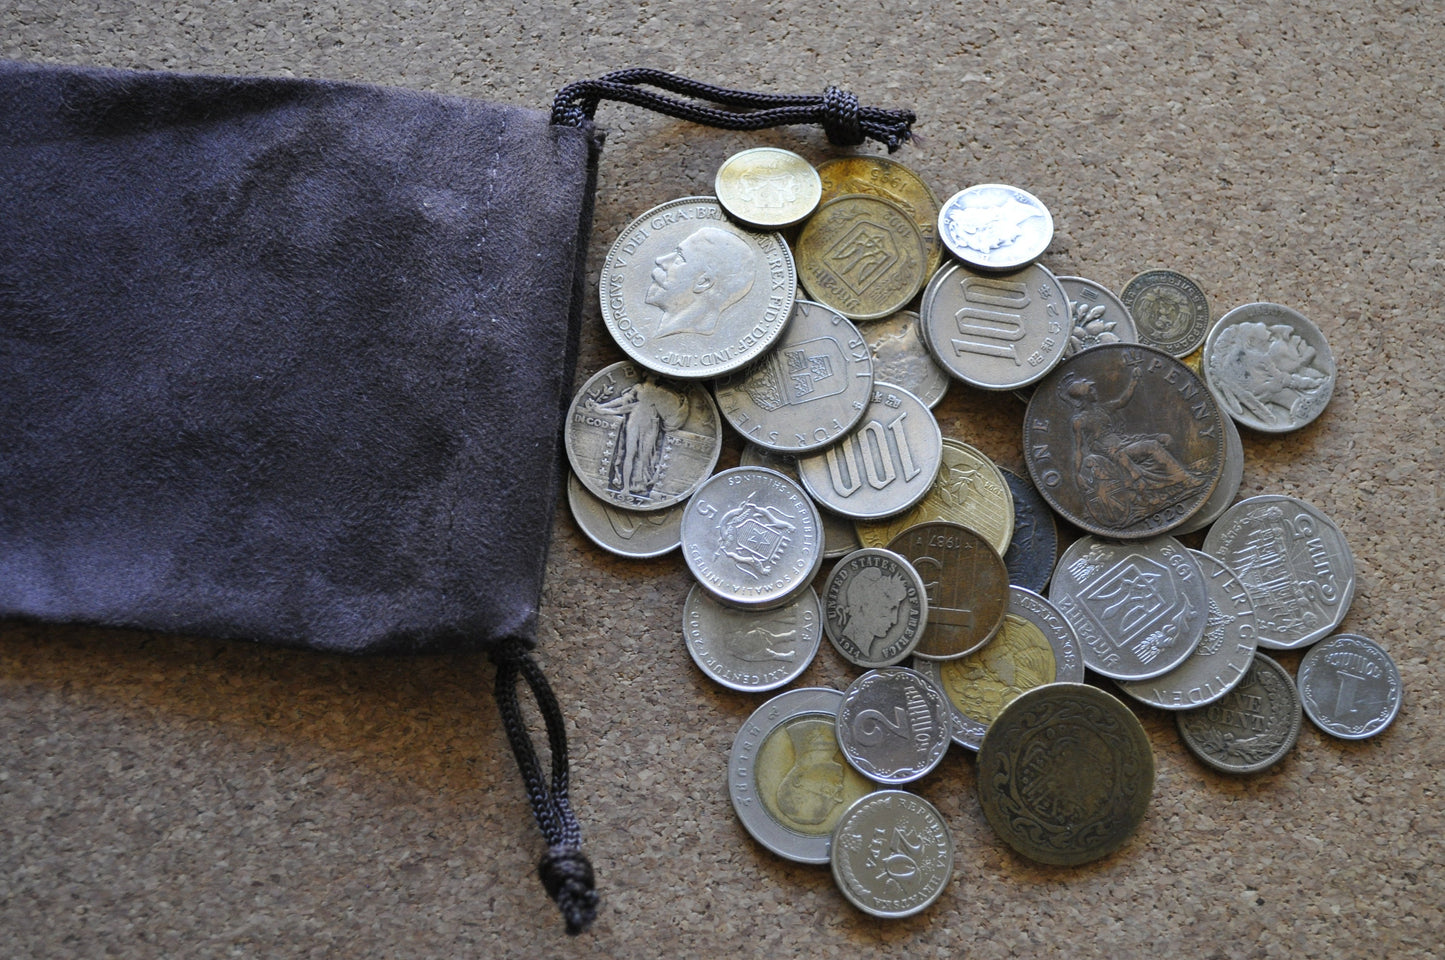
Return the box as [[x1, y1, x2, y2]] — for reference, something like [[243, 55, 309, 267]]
[[491, 638, 598, 935], [552, 68, 916, 152]]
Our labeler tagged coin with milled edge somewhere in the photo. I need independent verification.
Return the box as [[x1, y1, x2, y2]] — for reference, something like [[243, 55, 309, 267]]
[[817, 156, 944, 278], [937, 183, 1053, 271], [714, 147, 822, 229], [822, 548, 929, 668], [886, 521, 1010, 660], [1203, 302, 1336, 433], [831, 790, 953, 918], [1120, 269, 1211, 358], [599, 197, 796, 379], [739, 444, 860, 559], [977, 683, 1154, 866], [1171, 408, 1244, 536], [566, 471, 684, 557], [683, 583, 822, 692], [796, 194, 930, 321], [999, 468, 1058, 593], [1057, 275, 1139, 355], [864, 310, 950, 409], [729, 687, 877, 864], [835, 667, 952, 783], [1176, 653, 1302, 774], [1297, 633, 1402, 739]]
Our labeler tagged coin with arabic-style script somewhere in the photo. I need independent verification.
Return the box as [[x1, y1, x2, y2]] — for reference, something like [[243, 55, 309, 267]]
[[831, 790, 953, 918]]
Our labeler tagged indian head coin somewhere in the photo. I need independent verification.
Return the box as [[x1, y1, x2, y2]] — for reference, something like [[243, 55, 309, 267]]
[[863, 310, 950, 409], [937, 183, 1053, 271], [1119, 268, 1212, 358], [822, 548, 929, 669], [830, 790, 953, 919], [835, 667, 952, 784], [817, 156, 944, 278], [714, 147, 822, 229], [1056, 275, 1139, 355], [1202, 302, 1336, 433], [738, 444, 860, 558], [999, 468, 1059, 593], [885, 521, 1010, 660], [566, 470, 684, 558], [1297, 633, 1402, 740], [683, 583, 822, 693], [599, 197, 796, 379], [1176, 652, 1302, 774], [796, 194, 930, 321]]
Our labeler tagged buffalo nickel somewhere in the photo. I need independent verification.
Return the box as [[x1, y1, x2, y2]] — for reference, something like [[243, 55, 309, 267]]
[[1203, 301, 1336, 433], [714, 147, 821, 229], [683, 583, 822, 693], [937, 183, 1053, 271], [822, 548, 929, 668], [1297, 633, 1402, 739], [796, 194, 929, 321], [835, 667, 952, 783], [1120, 268, 1211, 358], [831, 790, 953, 918], [1176, 652, 1302, 774], [885, 521, 1010, 660]]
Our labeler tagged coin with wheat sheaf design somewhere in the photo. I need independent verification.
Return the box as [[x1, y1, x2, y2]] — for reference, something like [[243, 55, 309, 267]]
[[1176, 652, 1302, 774], [817, 156, 944, 279], [855, 437, 1014, 558]]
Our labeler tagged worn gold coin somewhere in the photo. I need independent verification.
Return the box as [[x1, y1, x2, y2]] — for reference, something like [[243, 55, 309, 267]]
[[885, 521, 1009, 660], [855, 438, 1014, 557], [795, 194, 929, 321], [714, 147, 822, 229], [817, 156, 943, 278]]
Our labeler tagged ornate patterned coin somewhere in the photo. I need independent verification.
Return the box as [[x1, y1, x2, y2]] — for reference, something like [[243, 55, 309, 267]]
[[885, 521, 1010, 660], [1120, 269, 1212, 358], [999, 468, 1058, 593], [730, 687, 877, 864], [817, 156, 944, 278], [822, 548, 929, 668], [855, 437, 1014, 558], [1202, 302, 1336, 433], [566, 471, 684, 557], [714, 300, 874, 454], [937, 183, 1053, 271], [1176, 653, 1302, 774], [1056, 275, 1139, 355], [680, 466, 823, 609], [1297, 633, 1402, 739], [683, 583, 822, 693], [599, 197, 796, 379], [976, 683, 1154, 866], [714, 147, 821, 229], [864, 310, 950, 409], [739, 444, 860, 558], [835, 667, 952, 783], [830, 790, 953, 918], [565, 361, 723, 511], [1022, 343, 1227, 538], [796, 194, 929, 321], [1202, 495, 1356, 650]]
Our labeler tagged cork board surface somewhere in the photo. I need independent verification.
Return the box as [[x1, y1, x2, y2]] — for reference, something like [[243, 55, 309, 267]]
[[3, 3, 1440, 957]]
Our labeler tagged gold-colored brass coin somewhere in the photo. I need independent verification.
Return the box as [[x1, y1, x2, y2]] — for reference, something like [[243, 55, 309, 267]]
[[714, 147, 822, 229], [937, 612, 1057, 729], [817, 156, 943, 278], [795, 194, 929, 321], [885, 521, 1009, 660], [856, 438, 1014, 556]]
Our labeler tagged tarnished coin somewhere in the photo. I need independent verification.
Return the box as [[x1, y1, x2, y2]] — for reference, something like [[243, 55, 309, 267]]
[[714, 299, 874, 454], [999, 468, 1059, 593], [566, 471, 684, 557], [916, 586, 1085, 750], [796, 194, 930, 321], [831, 790, 953, 918], [885, 522, 1010, 660], [565, 361, 723, 511], [863, 310, 950, 409], [977, 683, 1153, 866], [1171, 406, 1243, 536], [1202, 495, 1356, 650], [835, 667, 952, 783], [822, 548, 929, 668], [1115, 550, 1260, 710], [1297, 633, 1402, 739], [1202, 302, 1336, 433], [796, 384, 942, 520], [817, 156, 944, 278], [1056, 275, 1139, 355], [937, 183, 1053, 271], [855, 437, 1014, 558], [729, 687, 877, 864], [1048, 535, 1207, 681], [714, 147, 822, 229], [683, 583, 822, 693], [680, 466, 824, 609], [919, 261, 1070, 391], [1023, 343, 1227, 538], [1176, 652, 1302, 774], [739, 444, 861, 558], [599, 197, 796, 379], [1120, 269, 1212, 358]]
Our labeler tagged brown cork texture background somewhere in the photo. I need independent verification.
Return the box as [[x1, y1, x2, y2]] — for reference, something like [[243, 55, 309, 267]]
[[2, 2, 1440, 957]]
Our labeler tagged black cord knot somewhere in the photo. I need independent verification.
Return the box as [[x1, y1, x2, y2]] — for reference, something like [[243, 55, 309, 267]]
[[539, 845, 599, 935], [821, 86, 864, 147]]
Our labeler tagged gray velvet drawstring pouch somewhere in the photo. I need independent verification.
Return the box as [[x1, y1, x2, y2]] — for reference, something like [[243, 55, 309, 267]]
[[0, 60, 914, 933]]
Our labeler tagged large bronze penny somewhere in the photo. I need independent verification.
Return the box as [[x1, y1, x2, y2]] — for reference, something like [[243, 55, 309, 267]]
[[885, 521, 1009, 660]]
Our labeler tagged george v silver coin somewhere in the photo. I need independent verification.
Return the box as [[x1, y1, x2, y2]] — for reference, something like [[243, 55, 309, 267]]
[[831, 790, 953, 918], [1297, 633, 1402, 740], [1056, 275, 1139, 355], [1202, 302, 1336, 433], [738, 444, 860, 558], [863, 309, 950, 409], [1176, 652, 1302, 774], [937, 183, 1053, 271], [822, 548, 929, 668], [682, 583, 822, 693], [566, 470, 684, 558], [835, 667, 952, 784], [1120, 268, 1212, 358]]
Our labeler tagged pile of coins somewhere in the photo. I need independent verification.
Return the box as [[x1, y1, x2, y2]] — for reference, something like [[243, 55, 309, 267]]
[[563, 146, 1401, 918]]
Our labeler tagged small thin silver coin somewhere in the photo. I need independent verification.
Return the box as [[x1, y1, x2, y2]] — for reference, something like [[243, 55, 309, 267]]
[[830, 790, 953, 918], [683, 583, 822, 692], [1297, 633, 1402, 739], [835, 667, 951, 783], [1203, 302, 1336, 433], [566, 471, 684, 558], [822, 548, 929, 668], [937, 183, 1053, 271], [1176, 652, 1302, 774]]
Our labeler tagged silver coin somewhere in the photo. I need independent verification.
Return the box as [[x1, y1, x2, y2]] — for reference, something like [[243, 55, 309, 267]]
[[863, 309, 950, 409], [830, 790, 953, 918], [936, 183, 1053, 271], [919, 261, 1070, 391], [1115, 550, 1260, 710], [598, 196, 797, 379], [1049, 535, 1208, 681], [683, 583, 822, 693], [1297, 633, 1402, 739], [1202, 302, 1336, 433], [1120, 269, 1212, 358], [1171, 405, 1244, 536], [1202, 495, 1356, 650], [822, 548, 929, 668], [714, 147, 822, 229], [1056, 275, 1139, 355], [739, 444, 861, 558], [564, 361, 722, 511], [1176, 652, 1302, 774], [729, 687, 878, 864], [714, 299, 874, 454], [796, 383, 942, 520], [680, 466, 824, 609], [566, 471, 683, 558], [835, 667, 952, 783]]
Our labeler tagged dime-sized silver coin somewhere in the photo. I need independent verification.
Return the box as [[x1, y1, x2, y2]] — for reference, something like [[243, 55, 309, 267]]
[[999, 468, 1059, 593], [739, 444, 861, 558], [714, 300, 874, 454], [796, 383, 943, 520], [729, 687, 878, 864], [1056, 275, 1139, 355], [1120, 269, 1212, 358], [1203, 302, 1336, 433], [566, 471, 684, 558], [822, 548, 929, 668], [831, 790, 953, 918], [1202, 495, 1356, 650], [683, 583, 823, 693], [1115, 550, 1260, 710], [1297, 633, 1402, 739], [1049, 535, 1208, 681], [565, 361, 723, 511], [920, 261, 1070, 391], [714, 147, 822, 229], [863, 310, 950, 409], [835, 667, 952, 783], [1171, 406, 1244, 537], [1176, 652, 1302, 774], [598, 197, 797, 379], [937, 183, 1053, 271]]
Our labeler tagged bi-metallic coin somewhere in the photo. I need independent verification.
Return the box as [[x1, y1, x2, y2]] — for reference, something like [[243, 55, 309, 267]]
[[835, 667, 952, 784], [714, 147, 822, 229], [1297, 633, 1402, 739], [1202, 301, 1336, 433], [1176, 652, 1302, 774], [683, 583, 823, 693], [830, 790, 953, 918]]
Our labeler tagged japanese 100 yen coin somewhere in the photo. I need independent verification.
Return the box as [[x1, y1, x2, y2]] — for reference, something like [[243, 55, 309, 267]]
[[976, 683, 1154, 866], [565, 361, 723, 511], [817, 155, 944, 279], [1297, 633, 1402, 739], [1203, 301, 1336, 433], [863, 310, 950, 409], [714, 300, 874, 454], [795, 194, 930, 321], [1023, 343, 1226, 538], [999, 468, 1059, 594], [1119, 268, 1212, 358], [683, 583, 822, 693], [1176, 652, 1302, 774], [1202, 495, 1356, 650], [681, 466, 824, 609], [937, 183, 1053, 271], [738, 444, 861, 559], [914, 586, 1084, 751], [835, 667, 952, 783], [822, 548, 929, 668], [831, 790, 953, 918], [729, 687, 877, 864], [566, 471, 684, 557], [599, 197, 796, 379], [714, 147, 822, 229], [1056, 275, 1139, 355], [885, 522, 1010, 660]]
